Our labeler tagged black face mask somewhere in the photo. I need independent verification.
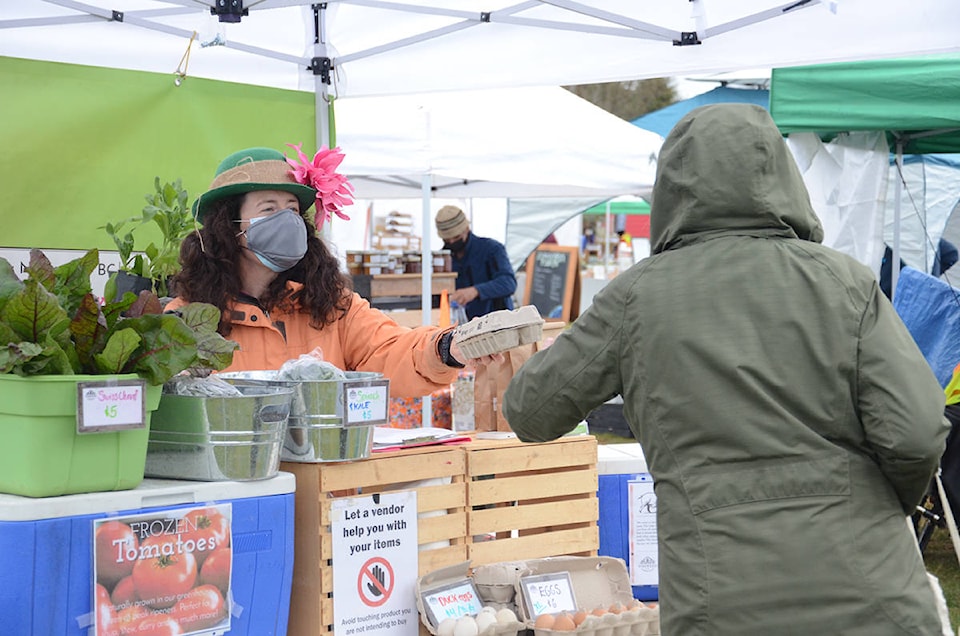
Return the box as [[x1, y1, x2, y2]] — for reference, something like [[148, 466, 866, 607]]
[[444, 238, 467, 252]]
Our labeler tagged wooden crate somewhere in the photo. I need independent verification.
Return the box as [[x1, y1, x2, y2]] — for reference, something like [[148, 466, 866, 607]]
[[282, 445, 467, 636], [465, 435, 599, 566]]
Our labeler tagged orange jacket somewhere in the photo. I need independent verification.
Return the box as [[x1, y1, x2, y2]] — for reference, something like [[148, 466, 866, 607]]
[[166, 285, 457, 398]]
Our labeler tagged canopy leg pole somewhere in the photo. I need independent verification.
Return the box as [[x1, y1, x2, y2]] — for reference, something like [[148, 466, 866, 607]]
[[421, 174, 434, 428], [892, 141, 904, 302], [605, 201, 612, 279]]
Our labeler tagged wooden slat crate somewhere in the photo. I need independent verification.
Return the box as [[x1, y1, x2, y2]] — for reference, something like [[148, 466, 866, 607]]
[[282, 445, 467, 636], [465, 435, 599, 566]]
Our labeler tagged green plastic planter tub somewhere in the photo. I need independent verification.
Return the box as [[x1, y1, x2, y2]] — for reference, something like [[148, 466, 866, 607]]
[[0, 374, 162, 498]]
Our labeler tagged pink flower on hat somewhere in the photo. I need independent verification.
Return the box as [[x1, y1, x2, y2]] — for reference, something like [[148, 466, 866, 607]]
[[286, 143, 355, 231]]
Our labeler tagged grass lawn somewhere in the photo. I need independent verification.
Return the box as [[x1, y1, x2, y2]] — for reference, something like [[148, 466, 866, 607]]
[[593, 434, 960, 632]]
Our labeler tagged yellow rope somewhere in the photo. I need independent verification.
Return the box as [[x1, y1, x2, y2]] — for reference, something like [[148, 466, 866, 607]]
[[174, 31, 198, 86]]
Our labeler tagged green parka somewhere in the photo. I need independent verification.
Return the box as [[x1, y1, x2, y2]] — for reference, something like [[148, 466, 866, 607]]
[[503, 104, 950, 635]]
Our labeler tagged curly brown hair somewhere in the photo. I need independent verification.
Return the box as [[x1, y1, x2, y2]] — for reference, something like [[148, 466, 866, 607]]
[[173, 195, 352, 336]]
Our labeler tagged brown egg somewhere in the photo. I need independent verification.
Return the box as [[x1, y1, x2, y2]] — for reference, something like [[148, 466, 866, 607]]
[[591, 606, 608, 617], [552, 612, 577, 631], [534, 613, 556, 630], [646, 602, 659, 609], [572, 609, 588, 626], [608, 602, 624, 615]]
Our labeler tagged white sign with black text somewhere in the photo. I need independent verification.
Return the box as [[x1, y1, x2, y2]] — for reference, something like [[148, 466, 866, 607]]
[[332, 491, 418, 636], [627, 475, 659, 587]]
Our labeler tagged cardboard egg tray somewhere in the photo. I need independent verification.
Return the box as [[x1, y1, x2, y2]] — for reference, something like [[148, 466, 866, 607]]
[[416, 561, 526, 636], [453, 305, 545, 358], [472, 556, 660, 636]]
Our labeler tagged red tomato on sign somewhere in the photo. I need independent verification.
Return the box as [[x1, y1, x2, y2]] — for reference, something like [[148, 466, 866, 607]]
[[95, 583, 119, 636], [171, 584, 227, 632], [131, 614, 184, 636], [110, 575, 139, 608], [132, 535, 198, 609], [181, 507, 229, 567], [199, 547, 231, 596], [95, 521, 139, 588]]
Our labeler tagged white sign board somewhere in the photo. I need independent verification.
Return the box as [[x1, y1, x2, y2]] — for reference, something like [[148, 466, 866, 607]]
[[627, 476, 658, 587], [77, 379, 147, 433], [332, 491, 418, 635], [0, 247, 123, 299]]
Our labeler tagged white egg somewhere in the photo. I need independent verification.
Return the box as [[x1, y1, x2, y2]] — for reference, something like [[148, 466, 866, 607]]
[[453, 615, 479, 636], [475, 611, 498, 632], [495, 607, 518, 624], [437, 617, 457, 636], [480, 606, 498, 614]]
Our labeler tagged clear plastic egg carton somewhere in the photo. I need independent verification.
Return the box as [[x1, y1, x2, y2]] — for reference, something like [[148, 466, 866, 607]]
[[453, 305, 544, 358]]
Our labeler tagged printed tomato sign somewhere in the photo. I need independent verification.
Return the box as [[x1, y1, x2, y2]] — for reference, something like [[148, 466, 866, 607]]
[[92, 504, 233, 636]]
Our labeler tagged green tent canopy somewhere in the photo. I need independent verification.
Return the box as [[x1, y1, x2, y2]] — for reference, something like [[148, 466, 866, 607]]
[[770, 54, 960, 155], [583, 198, 650, 215]]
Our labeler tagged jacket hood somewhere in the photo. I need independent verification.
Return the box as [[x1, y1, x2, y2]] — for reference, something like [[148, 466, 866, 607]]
[[650, 104, 823, 254]]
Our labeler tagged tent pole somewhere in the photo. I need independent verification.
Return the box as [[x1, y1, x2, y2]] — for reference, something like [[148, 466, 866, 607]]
[[605, 201, 612, 279], [421, 174, 434, 428], [891, 139, 904, 302], [314, 3, 331, 150]]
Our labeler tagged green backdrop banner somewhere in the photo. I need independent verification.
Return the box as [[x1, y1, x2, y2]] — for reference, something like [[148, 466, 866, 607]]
[[1, 56, 315, 249]]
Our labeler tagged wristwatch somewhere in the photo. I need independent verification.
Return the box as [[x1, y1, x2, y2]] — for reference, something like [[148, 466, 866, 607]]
[[438, 331, 465, 368]]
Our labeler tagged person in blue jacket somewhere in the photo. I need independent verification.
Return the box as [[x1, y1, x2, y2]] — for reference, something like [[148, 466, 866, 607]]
[[435, 205, 517, 319]]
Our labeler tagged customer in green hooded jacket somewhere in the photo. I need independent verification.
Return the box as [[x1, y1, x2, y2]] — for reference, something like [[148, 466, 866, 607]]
[[502, 104, 950, 635]]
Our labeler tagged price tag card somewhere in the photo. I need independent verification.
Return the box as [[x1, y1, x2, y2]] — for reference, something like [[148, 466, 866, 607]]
[[520, 572, 577, 617], [77, 379, 147, 434], [420, 579, 483, 627], [341, 379, 390, 427]]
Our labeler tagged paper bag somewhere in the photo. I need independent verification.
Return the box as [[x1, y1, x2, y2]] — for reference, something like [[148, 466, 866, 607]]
[[474, 322, 565, 432]]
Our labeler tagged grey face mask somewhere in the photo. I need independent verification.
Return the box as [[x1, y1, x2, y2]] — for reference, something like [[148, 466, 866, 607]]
[[241, 208, 308, 272]]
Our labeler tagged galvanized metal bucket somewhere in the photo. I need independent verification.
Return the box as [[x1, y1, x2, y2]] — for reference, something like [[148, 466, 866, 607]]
[[218, 370, 387, 463], [145, 384, 293, 481]]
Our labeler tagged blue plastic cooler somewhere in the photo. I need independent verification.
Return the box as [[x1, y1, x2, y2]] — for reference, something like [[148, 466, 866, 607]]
[[0, 472, 295, 635], [597, 443, 659, 601]]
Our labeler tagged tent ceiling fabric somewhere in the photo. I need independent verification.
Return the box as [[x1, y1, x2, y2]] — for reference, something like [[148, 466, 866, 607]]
[[3, 1, 960, 98]]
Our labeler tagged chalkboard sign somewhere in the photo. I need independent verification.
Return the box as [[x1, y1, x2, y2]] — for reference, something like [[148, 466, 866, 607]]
[[523, 245, 580, 323]]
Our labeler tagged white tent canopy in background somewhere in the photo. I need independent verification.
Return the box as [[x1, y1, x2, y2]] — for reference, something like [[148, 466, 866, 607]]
[[335, 86, 663, 200]]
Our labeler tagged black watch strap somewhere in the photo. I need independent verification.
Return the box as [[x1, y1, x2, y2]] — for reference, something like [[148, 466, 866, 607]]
[[438, 331, 465, 368]]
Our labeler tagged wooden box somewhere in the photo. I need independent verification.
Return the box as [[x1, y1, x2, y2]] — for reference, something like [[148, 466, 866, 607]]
[[281, 435, 599, 635], [282, 445, 467, 636], [465, 435, 599, 565]]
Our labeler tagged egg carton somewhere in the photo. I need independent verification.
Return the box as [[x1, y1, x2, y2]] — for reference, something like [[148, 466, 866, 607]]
[[473, 556, 660, 636], [417, 561, 525, 636], [531, 604, 659, 635], [453, 305, 545, 359]]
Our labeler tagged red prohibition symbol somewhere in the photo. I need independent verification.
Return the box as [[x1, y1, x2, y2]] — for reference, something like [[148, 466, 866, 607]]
[[358, 556, 394, 607]]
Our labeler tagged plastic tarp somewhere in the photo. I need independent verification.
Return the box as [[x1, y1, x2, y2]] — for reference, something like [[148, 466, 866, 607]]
[[892, 266, 960, 387]]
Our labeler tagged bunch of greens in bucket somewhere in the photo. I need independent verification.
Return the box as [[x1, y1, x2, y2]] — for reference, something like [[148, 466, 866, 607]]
[[0, 249, 237, 384]]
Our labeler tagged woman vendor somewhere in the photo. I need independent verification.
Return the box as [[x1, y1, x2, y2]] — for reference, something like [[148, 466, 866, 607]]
[[166, 144, 475, 396]]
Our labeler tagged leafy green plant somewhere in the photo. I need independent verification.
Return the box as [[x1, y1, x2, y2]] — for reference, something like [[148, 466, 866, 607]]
[[0, 249, 237, 385], [101, 177, 196, 300]]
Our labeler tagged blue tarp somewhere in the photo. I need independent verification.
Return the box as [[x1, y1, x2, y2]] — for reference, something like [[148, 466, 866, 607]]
[[631, 86, 769, 137], [892, 266, 960, 387]]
